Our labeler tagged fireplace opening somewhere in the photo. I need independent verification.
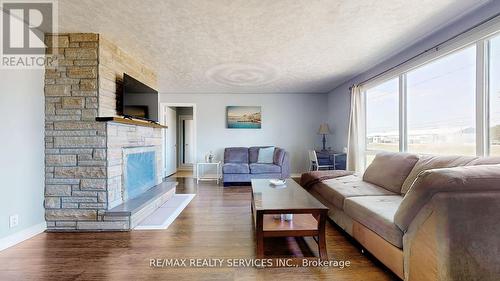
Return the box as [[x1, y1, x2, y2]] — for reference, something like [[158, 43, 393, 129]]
[[123, 147, 157, 201]]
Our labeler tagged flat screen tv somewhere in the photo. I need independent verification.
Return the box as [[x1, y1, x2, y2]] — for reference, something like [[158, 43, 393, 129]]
[[122, 73, 159, 122]]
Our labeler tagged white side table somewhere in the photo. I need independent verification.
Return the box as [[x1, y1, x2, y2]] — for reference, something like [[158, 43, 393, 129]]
[[196, 161, 221, 184]]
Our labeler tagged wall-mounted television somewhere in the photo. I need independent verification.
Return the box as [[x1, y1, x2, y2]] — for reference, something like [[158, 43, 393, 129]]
[[122, 73, 159, 122]]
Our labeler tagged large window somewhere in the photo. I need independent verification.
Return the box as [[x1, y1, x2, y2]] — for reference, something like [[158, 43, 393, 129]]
[[366, 78, 399, 151], [489, 35, 500, 156], [365, 78, 399, 165], [407, 46, 476, 155], [362, 30, 500, 166]]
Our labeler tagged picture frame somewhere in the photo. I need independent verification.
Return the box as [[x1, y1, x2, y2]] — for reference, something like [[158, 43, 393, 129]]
[[226, 106, 262, 129]]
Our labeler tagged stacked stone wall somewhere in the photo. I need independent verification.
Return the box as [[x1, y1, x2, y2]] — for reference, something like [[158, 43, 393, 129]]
[[44, 33, 159, 230]]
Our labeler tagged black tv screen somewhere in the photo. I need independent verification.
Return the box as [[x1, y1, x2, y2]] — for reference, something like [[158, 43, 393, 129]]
[[122, 73, 159, 122]]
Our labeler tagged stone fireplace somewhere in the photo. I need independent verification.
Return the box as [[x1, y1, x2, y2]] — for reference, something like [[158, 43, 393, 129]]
[[44, 33, 174, 231], [106, 123, 164, 210]]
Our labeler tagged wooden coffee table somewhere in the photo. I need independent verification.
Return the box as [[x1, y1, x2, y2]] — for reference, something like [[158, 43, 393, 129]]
[[251, 179, 329, 259]]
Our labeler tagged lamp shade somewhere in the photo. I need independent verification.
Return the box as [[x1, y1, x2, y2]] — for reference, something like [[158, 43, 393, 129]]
[[318, 123, 331, 135]]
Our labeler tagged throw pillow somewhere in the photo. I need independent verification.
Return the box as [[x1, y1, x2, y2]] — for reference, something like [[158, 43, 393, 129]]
[[363, 152, 419, 193], [257, 147, 275, 163]]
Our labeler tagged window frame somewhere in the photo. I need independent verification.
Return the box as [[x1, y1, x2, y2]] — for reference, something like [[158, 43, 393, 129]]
[[363, 77, 401, 160], [485, 32, 500, 156], [361, 31, 500, 167]]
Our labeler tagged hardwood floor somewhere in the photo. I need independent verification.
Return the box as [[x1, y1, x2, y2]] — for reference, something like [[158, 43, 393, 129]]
[[171, 170, 194, 178], [0, 176, 398, 281]]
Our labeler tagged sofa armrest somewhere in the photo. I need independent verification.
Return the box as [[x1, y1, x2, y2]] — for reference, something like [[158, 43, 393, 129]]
[[280, 151, 291, 178], [403, 191, 500, 280], [394, 164, 500, 232]]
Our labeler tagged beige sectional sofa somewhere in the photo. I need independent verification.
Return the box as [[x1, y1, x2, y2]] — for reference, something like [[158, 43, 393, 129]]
[[304, 152, 500, 280]]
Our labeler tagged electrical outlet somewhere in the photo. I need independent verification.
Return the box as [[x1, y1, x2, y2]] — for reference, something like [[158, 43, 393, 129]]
[[9, 214, 19, 228]]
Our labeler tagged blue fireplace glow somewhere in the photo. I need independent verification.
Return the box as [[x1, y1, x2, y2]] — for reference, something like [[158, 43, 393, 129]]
[[124, 151, 156, 200]]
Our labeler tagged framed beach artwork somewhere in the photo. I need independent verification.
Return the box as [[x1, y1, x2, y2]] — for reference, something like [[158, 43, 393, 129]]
[[226, 106, 262, 129]]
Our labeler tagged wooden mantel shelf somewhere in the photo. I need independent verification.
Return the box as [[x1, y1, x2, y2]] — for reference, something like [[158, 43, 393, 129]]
[[96, 117, 167, 128]]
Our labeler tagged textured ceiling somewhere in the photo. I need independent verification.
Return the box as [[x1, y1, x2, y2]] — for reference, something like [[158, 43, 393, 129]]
[[58, 0, 489, 93]]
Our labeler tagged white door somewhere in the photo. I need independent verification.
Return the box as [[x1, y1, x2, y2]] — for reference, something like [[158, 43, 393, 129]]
[[184, 119, 194, 164], [164, 107, 177, 176]]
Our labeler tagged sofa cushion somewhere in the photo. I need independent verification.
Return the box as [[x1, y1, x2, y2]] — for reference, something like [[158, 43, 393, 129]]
[[248, 146, 286, 164], [344, 195, 404, 248], [249, 147, 264, 163], [363, 152, 419, 193], [273, 148, 286, 165], [249, 163, 281, 174], [400, 155, 477, 194], [224, 147, 249, 163], [257, 147, 275, 163], [222, 163, 249, 174], [309, 175, 395, 210]]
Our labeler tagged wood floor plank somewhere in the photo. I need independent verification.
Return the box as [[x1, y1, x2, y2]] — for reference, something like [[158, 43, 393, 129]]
[[0, 176, 398, 281]]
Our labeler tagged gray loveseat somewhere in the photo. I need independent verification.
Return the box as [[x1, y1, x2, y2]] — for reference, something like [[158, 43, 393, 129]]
[[222, 146, 290, 186], [301, 152, 500, 280]]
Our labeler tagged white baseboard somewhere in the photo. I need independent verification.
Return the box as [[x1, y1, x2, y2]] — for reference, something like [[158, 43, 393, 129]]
[[291, 173, 302, 178], [0, 222, 46, 252]]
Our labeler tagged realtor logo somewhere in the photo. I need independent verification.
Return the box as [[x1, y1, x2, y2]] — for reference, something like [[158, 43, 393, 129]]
[[1, 0, 57, 68]]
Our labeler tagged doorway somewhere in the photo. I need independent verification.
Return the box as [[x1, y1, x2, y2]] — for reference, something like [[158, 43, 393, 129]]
[[161, 103, 196, 178], [163, 106, 177, 177], [178, 114, 194, 169]]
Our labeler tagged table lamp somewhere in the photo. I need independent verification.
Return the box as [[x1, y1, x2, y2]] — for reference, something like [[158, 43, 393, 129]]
[[318, 123, 331, 151]]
